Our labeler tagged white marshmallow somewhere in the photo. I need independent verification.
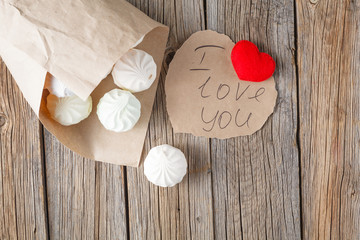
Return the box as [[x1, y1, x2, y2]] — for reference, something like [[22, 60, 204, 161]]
[[47, 94, 92, 126], [97, 89, 141, 132], [45, 75, 74, 97], [112, 49, 157, 92], [144, 144, 187, 187]]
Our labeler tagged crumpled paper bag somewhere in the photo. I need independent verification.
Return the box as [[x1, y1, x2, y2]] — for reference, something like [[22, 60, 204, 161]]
[[0, 0, 169, 167]]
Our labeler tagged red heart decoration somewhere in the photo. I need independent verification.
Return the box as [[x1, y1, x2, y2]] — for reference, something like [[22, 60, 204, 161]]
[[231, 40, 276, 82]]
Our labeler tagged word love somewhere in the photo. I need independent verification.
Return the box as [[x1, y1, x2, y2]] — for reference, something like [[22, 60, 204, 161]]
[[198, 76, 265, 101], [198, 76, 266, 132]]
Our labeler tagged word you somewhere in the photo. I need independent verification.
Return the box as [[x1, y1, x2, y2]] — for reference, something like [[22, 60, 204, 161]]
[[198, 76, 266, 132]]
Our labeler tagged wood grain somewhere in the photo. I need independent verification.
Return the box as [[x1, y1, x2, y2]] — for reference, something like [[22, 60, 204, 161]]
[[44, 131, 128, 239], [0, 59, 48, 239], [297, 0, 360, 239], [126, 0, 214, 239], [0, 0, 359, 239], [207, 0, 301, 239]]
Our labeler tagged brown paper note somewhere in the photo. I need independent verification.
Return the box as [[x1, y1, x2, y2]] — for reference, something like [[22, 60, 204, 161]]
[[0, 0, 169, 167], [165, 30, 277, 139]]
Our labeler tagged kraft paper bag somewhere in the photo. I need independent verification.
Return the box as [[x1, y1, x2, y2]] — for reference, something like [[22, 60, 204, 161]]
[[0, 0, 169, 166]]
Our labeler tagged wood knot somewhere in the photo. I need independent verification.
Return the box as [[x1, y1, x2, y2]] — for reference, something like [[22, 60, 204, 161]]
[[309, 0, 319, 4], [188, 164, 211, 174], [0, 114, 6, 127]]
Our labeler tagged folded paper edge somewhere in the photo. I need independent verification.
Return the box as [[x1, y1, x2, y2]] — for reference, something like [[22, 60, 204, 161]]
[[0, 37, 47, 116]]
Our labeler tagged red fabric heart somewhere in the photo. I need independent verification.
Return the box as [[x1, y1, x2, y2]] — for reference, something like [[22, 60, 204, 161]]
[[231, 40, 275, 82]]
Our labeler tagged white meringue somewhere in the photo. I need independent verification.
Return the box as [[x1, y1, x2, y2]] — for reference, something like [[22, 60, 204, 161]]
[[47, 94, 92, 126], [96, 89, 141, 132], [112, 49, 157, 92], [144, 144, 187, 187], [45, 75, 74, 97]]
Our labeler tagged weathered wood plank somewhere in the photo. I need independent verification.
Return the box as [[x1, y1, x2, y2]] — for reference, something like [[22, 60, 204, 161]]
[[297, 0, 360, 239], [126, 0, 214, 239], [0, 58, 48, 239], [95, 162, 128, 240], [2, 1, 358, 239], [44, 134, 94, 239], [44, 131, 128, 239], [207, 0, 301, 239]]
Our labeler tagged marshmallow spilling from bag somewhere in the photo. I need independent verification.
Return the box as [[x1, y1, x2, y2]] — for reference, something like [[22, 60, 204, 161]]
[[0, 0, 169, 167], [97, 89, 141, 132], [112, 49, 157, 92], [45, 47, 155, 128], [47, 94, 92, 126]]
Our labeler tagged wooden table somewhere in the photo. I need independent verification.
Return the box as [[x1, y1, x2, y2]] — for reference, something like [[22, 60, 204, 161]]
[[0, 0, 359, 239]]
